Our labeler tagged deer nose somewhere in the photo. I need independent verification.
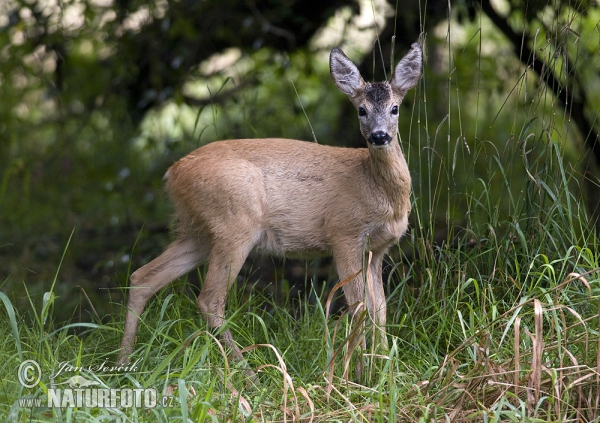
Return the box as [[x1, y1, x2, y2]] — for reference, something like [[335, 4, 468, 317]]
[[368, 131, 392, 145]]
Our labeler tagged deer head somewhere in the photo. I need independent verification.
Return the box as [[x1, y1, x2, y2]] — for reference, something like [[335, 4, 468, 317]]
[[329, 43, 422, 146]]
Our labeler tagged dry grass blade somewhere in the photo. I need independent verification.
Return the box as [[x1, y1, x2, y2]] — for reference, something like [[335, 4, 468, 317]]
[[241, 343, 299, 422], [78, 285, 101, 321], [514, 316, 521, 397], [324, 268, 363, 331], [203, 330, 231, 377], [563, 305, 589, 357], [178, 328, 257, 381], [208, 367, 253, 419], [324, 267, 362, 394], [326, 309, 347, 397], [552, 270, 597, 302], [215, 368, 253, 417], [527, 299, 544, 412], [342, 303, 366, 381], [179, 328, 257, 384], [296, 387, 315, 423], [563, 272, 592, 291], [321, 376, 368, 420]]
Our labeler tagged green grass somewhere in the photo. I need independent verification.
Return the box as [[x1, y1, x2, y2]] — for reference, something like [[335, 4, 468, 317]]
[[2, 167, 600, 422]]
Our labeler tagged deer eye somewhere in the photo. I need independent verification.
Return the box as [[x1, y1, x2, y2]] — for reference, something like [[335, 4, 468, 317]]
[[358, 107, 367, 117], [391, 105, 399, 115]]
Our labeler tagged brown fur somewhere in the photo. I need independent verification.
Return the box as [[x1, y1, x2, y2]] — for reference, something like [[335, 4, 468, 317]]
[[118, 44, 423, 368]]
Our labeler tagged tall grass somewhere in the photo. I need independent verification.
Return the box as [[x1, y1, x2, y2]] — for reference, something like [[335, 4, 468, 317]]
[[3, 117, 600, 421]]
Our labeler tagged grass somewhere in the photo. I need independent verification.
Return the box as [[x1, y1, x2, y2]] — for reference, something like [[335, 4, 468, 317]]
[[4, 100, 600, 423], [2, 149, 600, 421]]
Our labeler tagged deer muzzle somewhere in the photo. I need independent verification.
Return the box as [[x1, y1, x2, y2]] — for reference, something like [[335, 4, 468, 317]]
[[368, 131, 392, 146]]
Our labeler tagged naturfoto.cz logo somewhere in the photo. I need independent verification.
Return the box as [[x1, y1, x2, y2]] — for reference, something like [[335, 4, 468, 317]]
[[17, 359, 174, 409]]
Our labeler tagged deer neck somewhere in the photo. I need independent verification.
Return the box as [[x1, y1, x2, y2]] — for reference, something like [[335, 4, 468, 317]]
[[367, 140, 411, 213]]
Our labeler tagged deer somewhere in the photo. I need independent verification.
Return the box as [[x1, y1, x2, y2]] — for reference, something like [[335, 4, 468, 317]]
[[118, 43, 423, 373]]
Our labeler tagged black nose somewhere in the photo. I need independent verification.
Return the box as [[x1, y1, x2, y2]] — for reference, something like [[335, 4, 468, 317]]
[[368, 131, 392, 145]]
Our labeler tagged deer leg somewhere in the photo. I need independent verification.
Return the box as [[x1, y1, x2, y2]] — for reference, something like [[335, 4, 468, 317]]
[[338, 268, 368, 346], [334, 246, 389, 378], [367, 252, 388, 347], [196, 242, 252, 364], [118, 237, 207, 364], [338, 249, 387, 331], [332, 246, 367, 376]]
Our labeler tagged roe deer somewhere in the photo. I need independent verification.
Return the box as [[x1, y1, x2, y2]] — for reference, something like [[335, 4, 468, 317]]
[[118, 43, 423, 368]]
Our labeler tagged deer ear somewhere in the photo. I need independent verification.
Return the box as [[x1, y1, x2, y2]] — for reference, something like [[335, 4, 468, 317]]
[[330, 48, 366, 98], [391, 43, 423, 96]]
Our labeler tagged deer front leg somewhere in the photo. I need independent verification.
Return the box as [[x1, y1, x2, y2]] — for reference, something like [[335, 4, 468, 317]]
[[367, 251, 388, 348], [335, 247, 388, 330], [334, 246, 389, 378], [333, 245, 368, 377]]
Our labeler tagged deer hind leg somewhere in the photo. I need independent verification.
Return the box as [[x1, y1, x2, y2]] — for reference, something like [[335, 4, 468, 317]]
[[196, 240, 253, 360], [118, 237, 208, 364]]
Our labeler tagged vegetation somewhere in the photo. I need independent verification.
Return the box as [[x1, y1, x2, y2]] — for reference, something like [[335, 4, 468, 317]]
[[2, 149, 600, 420], [1, 0, 600, 421]]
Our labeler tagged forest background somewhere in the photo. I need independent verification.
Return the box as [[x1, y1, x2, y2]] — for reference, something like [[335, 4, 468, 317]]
[[2, 0, 599, 322]]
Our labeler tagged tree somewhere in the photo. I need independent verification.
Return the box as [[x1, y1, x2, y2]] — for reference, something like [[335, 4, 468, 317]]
[[477, 0, 600, 229], [2, 0, 359, 123]]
